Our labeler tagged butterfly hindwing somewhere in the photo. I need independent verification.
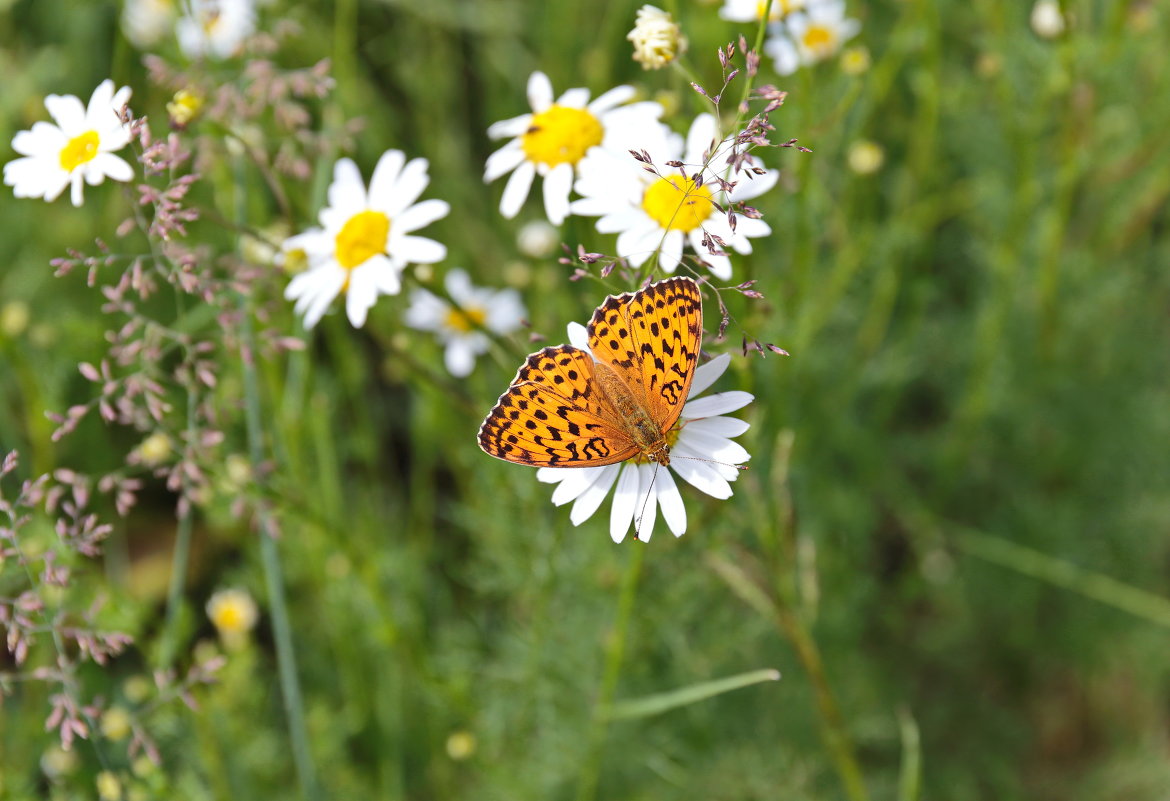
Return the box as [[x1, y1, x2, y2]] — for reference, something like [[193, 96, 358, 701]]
[[478, 345, 639, 467], [585, 277, 703, 432]]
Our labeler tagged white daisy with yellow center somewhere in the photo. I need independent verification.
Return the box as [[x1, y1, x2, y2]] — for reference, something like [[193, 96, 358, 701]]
[[284, 150, 450, 328], [176, 0, 256, 60], [207, 587, 258, 650], [571, 113, 777, 280], [404, 269, 527, 377], [4, 80, 134, 207], [719, 0, 808, 23], [484, 71, 668, 225], [765, 0, 860, 75], [537, 324, 753, 543], [121, 0, 178, 48]]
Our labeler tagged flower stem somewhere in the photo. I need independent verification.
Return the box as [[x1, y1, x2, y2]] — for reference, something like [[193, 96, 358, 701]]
[[735, 0, 774, 114], [574, 544, 645, 801], [240, 307, 320, 801], [160, 386, 197, 668], [233, 152, 319, 800]]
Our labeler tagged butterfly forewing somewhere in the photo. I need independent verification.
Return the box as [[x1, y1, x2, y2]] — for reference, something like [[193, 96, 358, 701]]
[[585, 277, 703, 433], [478, 345, 640, 467]]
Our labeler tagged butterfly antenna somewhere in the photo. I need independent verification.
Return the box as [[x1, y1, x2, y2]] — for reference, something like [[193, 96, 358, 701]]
[[633, 462, 662, 542], [671, 454, 750, 471]]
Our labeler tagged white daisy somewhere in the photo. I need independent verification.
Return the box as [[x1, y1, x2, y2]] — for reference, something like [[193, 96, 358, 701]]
[[404, 269, 527, 377], [627, 5, 687, 70], [718, 0, 810, 22], [3, 80, 134, 207], [483, 71, 668, 225], [764, 1, 860, 75], [121, 0, 178, 48], [283, 150, 450, 329], [176, 0, 256, 60], [537, 324, 753, 543], [571, 113, 777, 280]]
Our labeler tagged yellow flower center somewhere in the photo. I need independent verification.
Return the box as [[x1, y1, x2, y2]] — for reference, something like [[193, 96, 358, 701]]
[[801, 24, 837, 55], [212, 603, 247, 633], [59, 130, 100, 172], [444, 305, 487, 333], [641, 175, 715, 232], [521, 105, 604, 168], [335, 210, 391, 270]]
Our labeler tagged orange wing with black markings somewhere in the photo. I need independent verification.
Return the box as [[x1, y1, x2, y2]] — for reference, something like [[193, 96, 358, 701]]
[[585, 276, 702, 431], [477, 345, 639, 467]]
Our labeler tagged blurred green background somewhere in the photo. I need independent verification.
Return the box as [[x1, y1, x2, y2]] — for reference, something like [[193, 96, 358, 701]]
[[2, 0, 1170, 799]]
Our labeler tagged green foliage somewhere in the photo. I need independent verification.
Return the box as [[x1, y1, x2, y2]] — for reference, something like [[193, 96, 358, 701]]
[[2, 0, 1170, 799]]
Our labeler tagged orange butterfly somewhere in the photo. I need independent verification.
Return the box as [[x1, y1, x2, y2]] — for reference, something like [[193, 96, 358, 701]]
[[478, 277, 702, 468]]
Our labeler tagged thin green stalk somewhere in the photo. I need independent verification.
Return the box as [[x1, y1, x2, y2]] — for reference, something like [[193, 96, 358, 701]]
[[160, 386, 198, 668], [575, 544, 646, 801], [233, 150, 319, 800], [241, 308, 320, 801]]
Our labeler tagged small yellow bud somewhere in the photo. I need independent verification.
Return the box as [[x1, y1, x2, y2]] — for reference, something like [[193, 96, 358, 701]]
[[847, 140, 885, 175], [446, 730, 477, 761], [96, 770, 122, 801], [627, 5, 687, 70], [166, 89, 204, 128], [1, 301, 30, 338], [840, 46, 871, 76], [100, 706, 133, 741], [135, 432, 172, 467]]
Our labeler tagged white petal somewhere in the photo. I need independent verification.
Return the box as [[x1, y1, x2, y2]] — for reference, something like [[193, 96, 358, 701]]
[[678, 427, 750, 464], [393, 198, 449, 234], [45, 93, 86, 134], [703, 252, 734, 281], [729, 168, 779, 202], [588, 84, 635, 113], [89, 152, 134, 183], [345, 266, 379, 327], [486, 289, 527, 333], [486, 113, 533, 140], [499, 160, 535, 219], [689, 353, 730, 397], [368, 149, 405, 201], [444, 341, 477, 377], [684, 415, 750, 438], [557, 87, 590, 108], [656, 230, 684, 273], [682, 391, 754, 420], [12, 123, 66, 157], [381, 158, 430, 217], [327, 158, 367, 215], [484, 141, 526, 182], [570, 464, 621, 525], [633, 464, 658, 542], [393, 235, 446, 265], [404, 288, 445, 330], [550, 465, 609, 505], [656, 468, 687, 537], [364, 253, 403, 295], [684, 113, 720, 165], [567, 322, 590, 351], [70, 173, 85, 206], [527, 71, 554, 112], [609, 463, 641, 543], [537, 467, 568, 484], [542, 162, 573, 225], [670, 454, 732, 499]]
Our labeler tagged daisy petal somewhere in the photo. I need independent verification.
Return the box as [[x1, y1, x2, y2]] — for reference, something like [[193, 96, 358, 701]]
[[382, 158, 430, 216], [609, 463, 641, 543], [393, 198, 450, 234], [670, 453, 733, 499], [588, 85, 636, 113], [394, 235, 446, 265], [571, 464, 621, 525], [682, 391, 755, 419], [345, 265, 380, 327], [500, 160, 535, 219], [369, 149, 406, 202], [689, 353, 730, 397], [684, 416, 751, 438], [550, 466, 609, 506], [45, 93, 86, 133], [542, 163, 573, 225], [487, 113, 533, 140], [484, 141, 526, 182], [557, 87, 590, 108], [527, 71, 554, 112], [656, 468, 687, 537]]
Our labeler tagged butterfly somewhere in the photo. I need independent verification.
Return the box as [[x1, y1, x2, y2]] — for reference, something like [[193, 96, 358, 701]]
[[478, 277, 702, 468]]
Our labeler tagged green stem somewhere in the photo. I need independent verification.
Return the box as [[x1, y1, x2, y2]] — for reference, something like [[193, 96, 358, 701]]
[[160, 386, 198, 668], [734, 0, 774, 114], [240, 308, 320, 800], [575, 545, 646, 801]]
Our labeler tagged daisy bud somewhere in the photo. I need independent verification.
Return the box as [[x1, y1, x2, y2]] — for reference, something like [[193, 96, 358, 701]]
[[627, 5, 687, 70]]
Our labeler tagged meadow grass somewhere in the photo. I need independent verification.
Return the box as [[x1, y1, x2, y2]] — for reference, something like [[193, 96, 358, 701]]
[[2, 1, 1170, 799]]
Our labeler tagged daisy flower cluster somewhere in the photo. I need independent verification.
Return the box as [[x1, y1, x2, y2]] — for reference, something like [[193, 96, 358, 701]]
[[123, 0, 257, 59], [720, 0, 861, 75]]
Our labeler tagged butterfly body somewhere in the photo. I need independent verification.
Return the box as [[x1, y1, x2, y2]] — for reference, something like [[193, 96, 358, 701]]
[[479, 277, 702, 469]]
